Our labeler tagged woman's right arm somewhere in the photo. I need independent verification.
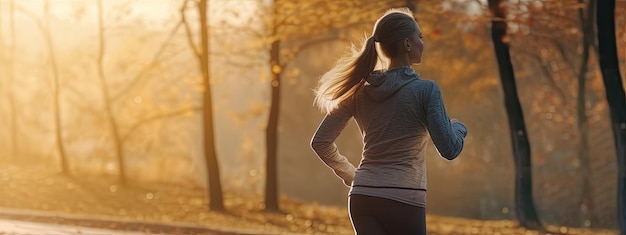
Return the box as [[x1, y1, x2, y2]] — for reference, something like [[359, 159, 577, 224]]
[[310, 105, 356, 186], [424, 82, 467, 160]]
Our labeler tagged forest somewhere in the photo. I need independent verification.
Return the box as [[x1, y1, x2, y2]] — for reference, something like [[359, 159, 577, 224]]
[[1, 0, 626, 234]]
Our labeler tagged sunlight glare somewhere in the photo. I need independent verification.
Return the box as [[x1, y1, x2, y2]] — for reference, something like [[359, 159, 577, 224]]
[[106, 162, 116, 172]]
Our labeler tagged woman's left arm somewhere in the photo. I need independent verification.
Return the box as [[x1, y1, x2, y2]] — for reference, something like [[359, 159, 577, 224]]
[[310, 105, 356, 187]]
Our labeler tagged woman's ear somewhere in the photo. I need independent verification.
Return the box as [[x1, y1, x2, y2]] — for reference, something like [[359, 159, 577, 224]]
[[404, 38, 411, 52]]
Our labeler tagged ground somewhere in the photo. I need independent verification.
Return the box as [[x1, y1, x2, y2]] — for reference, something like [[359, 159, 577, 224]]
[[0, 159, 620, 235]]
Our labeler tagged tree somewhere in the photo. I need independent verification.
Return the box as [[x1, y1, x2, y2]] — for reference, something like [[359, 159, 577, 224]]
[[0, 1, 4, 143], [514, 0, 599, 226], [575, 0, 596, 226], [181, 0, 224, 211], [10, 0, 181, 184], [15, 1, 71, 173], [44, 0, 70, 174], [6, 0, 19, 159], [88, 0, 200, 185], [265, 3, 281, 212], [506, 0, 604, 226], [95, 0, 128, 183], [488, 0, 542, 229], [10, 0, 206, 185], [595, 0, 626, 232]]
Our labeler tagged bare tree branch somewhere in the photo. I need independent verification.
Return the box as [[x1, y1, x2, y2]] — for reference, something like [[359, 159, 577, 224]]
[[111, 17, 183, 103], [122, 106, 202, 141], [181, 0, 201, 59], [14, 4, 47, 36], [65, 92, 102, 119], [516, 48, 569, 104], [549, 37, 577, 74], [281, 33, 350, 68]]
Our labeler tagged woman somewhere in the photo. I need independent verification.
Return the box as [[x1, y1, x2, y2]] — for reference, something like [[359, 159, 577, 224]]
[[310, 8, 467, 235]]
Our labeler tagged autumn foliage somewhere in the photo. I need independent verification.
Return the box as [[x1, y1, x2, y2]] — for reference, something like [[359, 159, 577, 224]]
[[0, 0, 625, 234]]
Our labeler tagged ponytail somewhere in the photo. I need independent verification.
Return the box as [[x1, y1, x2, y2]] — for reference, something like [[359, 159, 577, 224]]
[[314, 8, 416, 113], [314, 35, 379, 113]]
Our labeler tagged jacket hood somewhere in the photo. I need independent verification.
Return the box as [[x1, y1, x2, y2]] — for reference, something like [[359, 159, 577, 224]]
[[364, 66, 420, 101]]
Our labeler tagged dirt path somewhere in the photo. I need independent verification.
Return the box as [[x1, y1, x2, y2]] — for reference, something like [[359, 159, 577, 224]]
[[0, 218, 153, 235], [0, 208, 283, 235]]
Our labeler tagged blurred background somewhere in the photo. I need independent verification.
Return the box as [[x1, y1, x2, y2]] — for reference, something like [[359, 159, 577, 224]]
[[0, 0, 625, 234]]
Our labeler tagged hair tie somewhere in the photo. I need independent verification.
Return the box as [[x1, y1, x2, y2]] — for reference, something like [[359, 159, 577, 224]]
[[372, 34, 379, 42]]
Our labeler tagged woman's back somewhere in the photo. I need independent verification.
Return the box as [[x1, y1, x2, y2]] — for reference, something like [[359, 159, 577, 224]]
[[340, 66, 462, 190]]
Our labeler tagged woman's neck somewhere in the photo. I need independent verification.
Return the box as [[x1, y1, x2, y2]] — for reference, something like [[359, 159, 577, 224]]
[[389, 57, 411, 69]]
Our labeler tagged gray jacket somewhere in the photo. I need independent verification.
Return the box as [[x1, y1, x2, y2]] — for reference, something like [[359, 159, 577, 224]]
[[311, 66, 467, 190]]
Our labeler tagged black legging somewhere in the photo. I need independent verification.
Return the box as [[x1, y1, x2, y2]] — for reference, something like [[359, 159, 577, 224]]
[[349, 194, 426, 235]]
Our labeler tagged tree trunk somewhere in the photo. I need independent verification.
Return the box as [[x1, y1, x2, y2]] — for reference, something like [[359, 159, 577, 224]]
[[96, 0, 127, 184], [43, 0, 69, 173], [265, 38, 281, 212], [576, 0, 595, 227], [0, 3, 4, 141], [0, 1, 3, 95], [198, 0, 224, 211], [488, 0, 542, 229], [0, 1, 5, 153], [8, 0, 18, 159], [595, 0, 626, 232]]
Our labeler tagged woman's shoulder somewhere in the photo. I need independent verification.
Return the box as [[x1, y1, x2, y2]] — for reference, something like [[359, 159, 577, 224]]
[[407, 76, 438, 91]]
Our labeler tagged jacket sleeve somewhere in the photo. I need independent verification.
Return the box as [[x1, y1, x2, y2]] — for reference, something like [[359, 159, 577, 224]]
[[310, 104, 356, 187], [425, 82, 467, 160]]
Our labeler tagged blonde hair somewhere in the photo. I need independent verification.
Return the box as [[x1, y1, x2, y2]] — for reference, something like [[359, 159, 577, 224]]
[[313, 8, 416, 113]]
